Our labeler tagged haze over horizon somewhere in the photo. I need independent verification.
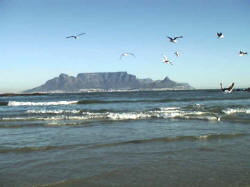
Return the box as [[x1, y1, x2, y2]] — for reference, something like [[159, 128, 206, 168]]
[[1, 0, 250, 93]]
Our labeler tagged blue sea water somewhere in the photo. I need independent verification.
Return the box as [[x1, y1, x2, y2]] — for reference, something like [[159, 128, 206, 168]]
[[0, 90, 250, 187]]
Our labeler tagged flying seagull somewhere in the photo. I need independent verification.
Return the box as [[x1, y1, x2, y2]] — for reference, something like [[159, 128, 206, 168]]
[[162, 55, 173, 65], [65, 33, 86, 39], [220, 82, 234, 93], [174, 51, 180, 57], [120, 52, 136, 59], [167, 36, 183, 43], [239, 50, 248, 56], [217, 32, 224, 39]]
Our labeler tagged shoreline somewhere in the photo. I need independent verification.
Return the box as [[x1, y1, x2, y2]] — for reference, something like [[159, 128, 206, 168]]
[[1, 88, 249, 97]]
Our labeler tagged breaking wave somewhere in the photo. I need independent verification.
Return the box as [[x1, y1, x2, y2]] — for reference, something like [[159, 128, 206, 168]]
[[223, 107, 250, 114], [1, 107, 221, 122], [26, 109, 81, 114], [2, 104, 250, 125]]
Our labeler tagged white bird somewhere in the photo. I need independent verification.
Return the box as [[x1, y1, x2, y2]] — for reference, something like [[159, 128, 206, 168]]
[[220, 82, 234, 93], [217, 32, 224, 39], [239, 50, 248, 56], [65, 33, 86, 39], [167, 36, 183, 43], [120, 52, 136, 59], [174, 51, 180, 57], [162, 55, 173, 65]]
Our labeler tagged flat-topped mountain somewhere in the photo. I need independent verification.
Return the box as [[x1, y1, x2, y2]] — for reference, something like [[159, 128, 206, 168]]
[[24, 72, 194, 93]]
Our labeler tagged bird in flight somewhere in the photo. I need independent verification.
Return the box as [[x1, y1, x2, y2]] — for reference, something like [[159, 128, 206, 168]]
[[220, 82, 234, 93], [120, 52, 136, 59], [239, 50, 248, 56], [174, 51, 180, 57], [65, 33, 86, 39], [162, 55, 173, 65], [167, 36, 183, 43], [217, 32, 224, 39]]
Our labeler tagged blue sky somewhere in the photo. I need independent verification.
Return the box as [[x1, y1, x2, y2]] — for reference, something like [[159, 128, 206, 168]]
[[0, 0, 250, 92]]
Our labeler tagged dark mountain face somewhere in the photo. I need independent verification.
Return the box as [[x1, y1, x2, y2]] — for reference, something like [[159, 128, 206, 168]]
[[24, 72, 194, 93]]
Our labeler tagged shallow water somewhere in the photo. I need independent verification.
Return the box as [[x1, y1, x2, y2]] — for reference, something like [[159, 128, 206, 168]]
[[0, 90, 250, 186]]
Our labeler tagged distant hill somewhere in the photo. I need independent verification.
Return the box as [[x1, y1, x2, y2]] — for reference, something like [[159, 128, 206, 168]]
[[24, 72, 194, 93]]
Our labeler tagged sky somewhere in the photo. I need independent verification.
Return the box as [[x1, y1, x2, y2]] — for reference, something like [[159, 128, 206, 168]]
[[0, 0, 250, 92]]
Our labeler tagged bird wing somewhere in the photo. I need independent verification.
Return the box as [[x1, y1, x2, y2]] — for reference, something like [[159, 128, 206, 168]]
[[227, 83, 234, 90], [220, 83, 226, 92], [128, 52, 136, 57], [65, 36, 75, 39], [120, 53, 125, 59], [167, 36, 173, 40], [163, 55, 168, 61], [174, 36, 183, 40], [77, 33, 86, 36], [217, 33, 223, 38]]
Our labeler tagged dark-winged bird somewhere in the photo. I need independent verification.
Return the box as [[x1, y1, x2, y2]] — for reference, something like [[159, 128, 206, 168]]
[[239, 50, 248, 56], [65, 33, 86, 39], [167, 36, 183, 43], [217, 32, 224, 39]]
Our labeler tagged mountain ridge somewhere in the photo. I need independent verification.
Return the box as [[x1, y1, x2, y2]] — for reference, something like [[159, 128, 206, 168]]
[[24, 72, 194, 93]]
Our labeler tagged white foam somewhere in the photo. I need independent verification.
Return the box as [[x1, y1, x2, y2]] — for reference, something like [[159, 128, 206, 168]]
[[223, 108, 250, 114], [158, 107, 180, 111], [2, 117, 35, 121], [8, 101, 78, 106], [26, 110, 80, 114], [107, 112, 150, 120], [188, 116, 218, 121], [198, 135, 209, 139]]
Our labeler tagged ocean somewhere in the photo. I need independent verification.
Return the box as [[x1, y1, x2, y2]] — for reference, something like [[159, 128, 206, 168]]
[[0, 90, 250, 187]]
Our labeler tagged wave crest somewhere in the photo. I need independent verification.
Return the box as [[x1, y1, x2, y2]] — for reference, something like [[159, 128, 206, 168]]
[[1, 107, 221, 122], [223, 108, 250, 114]]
